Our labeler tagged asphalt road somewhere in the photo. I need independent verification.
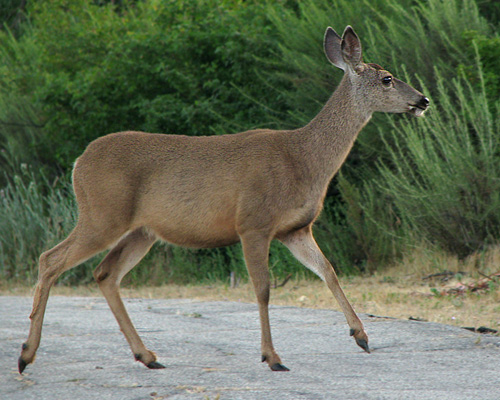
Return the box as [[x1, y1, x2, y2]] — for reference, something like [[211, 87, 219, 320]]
[[1, 296, 499, 399]]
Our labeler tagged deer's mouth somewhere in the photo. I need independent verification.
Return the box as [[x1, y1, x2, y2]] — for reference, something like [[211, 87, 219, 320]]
[[407, 104, 427, 117], [407, 97, 429, 117]]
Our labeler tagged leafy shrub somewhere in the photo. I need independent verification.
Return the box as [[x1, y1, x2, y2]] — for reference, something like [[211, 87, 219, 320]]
[[0, 0, 27, 34], [1, 0, 287, 171], [0, 167, 79, 283], [458, 30, 500, 103], [367, 65, 500, 258]]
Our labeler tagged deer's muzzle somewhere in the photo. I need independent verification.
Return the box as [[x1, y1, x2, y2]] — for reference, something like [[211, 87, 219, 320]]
[[408, 96, 430, 117]]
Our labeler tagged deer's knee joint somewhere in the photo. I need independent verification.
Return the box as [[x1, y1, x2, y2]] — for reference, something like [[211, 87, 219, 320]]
[[37, 249, 67, 284], [253, 282, 270, 303], [38, 265, 59, 284], [94, 246, 124, 284], [94, 270, 110, 283], [93, 263, 114, 285], [38, 252, 51, 274]]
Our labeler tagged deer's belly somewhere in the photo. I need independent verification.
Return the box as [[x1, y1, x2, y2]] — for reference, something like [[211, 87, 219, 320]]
[[145, 212, 240, 249]]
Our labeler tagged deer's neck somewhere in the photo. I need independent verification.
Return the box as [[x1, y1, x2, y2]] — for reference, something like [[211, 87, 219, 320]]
[[294, 75, 372, 186]]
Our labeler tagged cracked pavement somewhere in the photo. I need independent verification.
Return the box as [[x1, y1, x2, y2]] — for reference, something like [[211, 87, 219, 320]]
[[1, 296, 499, 399]]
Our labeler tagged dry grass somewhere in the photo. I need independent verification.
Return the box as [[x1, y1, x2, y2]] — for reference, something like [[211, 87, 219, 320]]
[[3, 246, 500, 332]]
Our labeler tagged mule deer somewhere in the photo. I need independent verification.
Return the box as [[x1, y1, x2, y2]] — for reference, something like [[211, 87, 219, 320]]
[[19, 25, 429, 373]]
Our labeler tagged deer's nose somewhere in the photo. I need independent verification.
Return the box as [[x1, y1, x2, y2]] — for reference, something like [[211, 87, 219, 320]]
[[419, 96, 430, 109]]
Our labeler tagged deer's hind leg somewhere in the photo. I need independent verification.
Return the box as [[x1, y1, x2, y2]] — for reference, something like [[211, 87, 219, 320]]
[[93, 228, 162, 368], [19, 223, 121, 373], [279, 226, 369, 353]]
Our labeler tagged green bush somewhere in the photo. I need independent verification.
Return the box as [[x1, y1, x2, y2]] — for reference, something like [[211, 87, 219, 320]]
[[458, 30, 500, 104], [1, 0, 287, 171], [0, 0, 27, 34], [366, 64, 500, 258], [0, 167, 78, 283]]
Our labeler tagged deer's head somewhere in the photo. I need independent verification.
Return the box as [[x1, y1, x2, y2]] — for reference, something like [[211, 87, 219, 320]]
[[324, 26, 429, 117]]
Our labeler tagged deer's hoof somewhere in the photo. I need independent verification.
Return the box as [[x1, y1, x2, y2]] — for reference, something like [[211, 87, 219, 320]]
[[18, 357, 28, 374], [270, 363, 290, 371], [350, 328, 370, 353], [355, 337, 370, 353], [146, 361, 166, 369]]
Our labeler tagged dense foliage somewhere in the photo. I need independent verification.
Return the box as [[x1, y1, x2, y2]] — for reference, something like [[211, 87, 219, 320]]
[[1, 0, 499, 285]]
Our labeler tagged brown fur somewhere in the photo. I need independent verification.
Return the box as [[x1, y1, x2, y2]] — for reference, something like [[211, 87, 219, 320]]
[[19, 25, 428, 373]]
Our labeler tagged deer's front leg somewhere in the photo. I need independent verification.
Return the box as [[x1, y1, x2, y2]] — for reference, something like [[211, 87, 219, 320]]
[[279, 226, 369, 353], [240, 231, 289, 371]]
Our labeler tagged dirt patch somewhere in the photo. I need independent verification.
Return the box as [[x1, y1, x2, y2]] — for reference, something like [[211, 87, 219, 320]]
[[3, 268, 499, 333]]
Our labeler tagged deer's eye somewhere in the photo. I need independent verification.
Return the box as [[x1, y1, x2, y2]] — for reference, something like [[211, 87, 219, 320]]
[[382, 76, 392, 86]]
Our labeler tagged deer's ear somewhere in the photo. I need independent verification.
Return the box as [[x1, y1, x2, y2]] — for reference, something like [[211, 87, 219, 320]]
[[341, 26, 363, 71], [324, 27, 346, 70]]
